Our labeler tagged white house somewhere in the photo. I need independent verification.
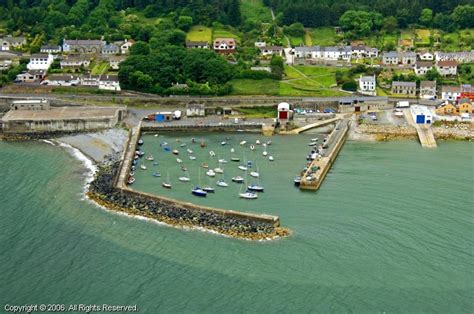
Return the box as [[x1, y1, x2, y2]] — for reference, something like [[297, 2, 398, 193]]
[[27, 54, 54, 70], [0, 36, 26, 51], [418, 51, 434, 61], [419, 81, 437, 100], [358, 75, 376, 96], [60, 55, 91, 70], [436, 60, 458, 76], [81, 74, 101, 87], [382, 51, 399, 65], [118, 39, 135, 54], [254, 41, 266, 48], [98, 75, 121, 91], [411, 105, 433, 124], [109, 55, 126, 70], [40, 45, 61, 54], [441, 85, 461, 101], [41, 74, 80, 86], [414, 61, 433, 75], [186, 103, 205, 117], [259, 46, 283, 57]]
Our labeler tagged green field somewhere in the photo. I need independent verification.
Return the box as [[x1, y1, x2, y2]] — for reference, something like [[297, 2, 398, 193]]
[[310, 27, 337, 46], [415, 29, 430, 44], [441, 29, 473, 52], [91, 61, 109, 75], [213, 28, 241, 42], [186, 26, 213, 43], [241, 0, 272, 23], [288, 35, 304, 47]]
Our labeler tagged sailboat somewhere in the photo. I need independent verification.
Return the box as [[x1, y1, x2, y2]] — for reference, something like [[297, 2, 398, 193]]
[[238, 151, 248, 171], [178, 169, 190, 182], [216, 162, 228, 187], [232, 176, 244, 183], [162, 172, 172, 189], [239, 170, 258, 199], [247, 165, 264, 192], [193, 168, 208, 196], [230, 148, 240, 162], [250, 162, 259, 177], [214, 157, 224, 173], [262, 147, 268, 156]]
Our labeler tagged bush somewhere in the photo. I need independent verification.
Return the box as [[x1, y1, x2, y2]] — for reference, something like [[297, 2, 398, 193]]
[[342, 80, 357, 91]]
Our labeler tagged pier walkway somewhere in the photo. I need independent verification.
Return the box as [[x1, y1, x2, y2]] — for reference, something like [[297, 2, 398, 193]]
[[280, 117, 341, 134], [300, 119, 350, 190], [403, 110, 437, 148]]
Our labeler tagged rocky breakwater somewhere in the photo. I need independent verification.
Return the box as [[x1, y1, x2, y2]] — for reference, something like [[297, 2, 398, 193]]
[[432, 121, 473, 140], [87, 162, 289, 240], [355, 124, 417, 141]]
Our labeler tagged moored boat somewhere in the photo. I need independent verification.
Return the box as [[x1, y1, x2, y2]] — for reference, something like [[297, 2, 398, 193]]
[[189, 156, 197, 160], [176, 158, 182, 163], [137, 139, 144, 145], [247, 184, 264, 192], [127, 176, 135, 185], [250, 171, 259, 178], [146, 155, 154, 161], [238, 165, 248, 171], [172, 149, 179, 155], [192, 187, 207, 197], [268, 156, 274, 161], [209, 151, 216, 157], [239, 191, 258, 199], [216, 179, 228, 187], [206, 170, 216, 177], [232, 176, 244, 183], [239, 140, 247, 146], [294, 176, 301, 186], [152, 172, 161, 177], [140, 164, 147, 170]]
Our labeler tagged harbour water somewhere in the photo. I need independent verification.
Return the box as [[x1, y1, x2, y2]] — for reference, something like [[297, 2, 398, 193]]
[[0, 139, 473, 312]]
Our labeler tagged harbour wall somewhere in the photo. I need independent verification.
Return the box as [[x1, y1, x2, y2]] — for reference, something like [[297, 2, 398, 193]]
[[91, 121, 285, 240]]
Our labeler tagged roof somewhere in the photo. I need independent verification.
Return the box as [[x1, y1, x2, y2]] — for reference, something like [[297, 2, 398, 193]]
[[103, 44, 119, 50], [99, 75, 119, 82], [401, 51, 416, 57], [213, 38, 236, 45], [392, 81, 416, 87], [420, 80, 436, 88], [260, 46, 283, 51], [441, 85, 461, 93], [2, 107, 122, 122], [360, 76, 375, 82], [2, 36, 25, 43], [383, 51, 398, 58], [46, 74, 79, 81], [411, 105, 431, 116], [437, 60, 458, 67], [0, 51, 22, 57], [458, 98, 472, 104], [41, 45, 61, 50], [187, 103, 204, 109], [186, 41, 209, 47], [60, 55, 91, 62], [416, 61, 433, 67], [64, 39, 104, 46], [30, 54, 49, 58]]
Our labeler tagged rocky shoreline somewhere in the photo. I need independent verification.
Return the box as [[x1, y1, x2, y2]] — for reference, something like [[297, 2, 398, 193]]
[[88, 162, 290, 240]]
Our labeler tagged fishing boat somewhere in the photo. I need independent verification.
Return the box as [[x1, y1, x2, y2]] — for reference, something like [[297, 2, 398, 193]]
[[129, 171, 135, 176], [131, 166, 136, 171], [189, 156, 197, 160], [268, 156, 274, 161], [133, 155, 139, 160], [209, 151, 216, 157], [216, 179, 228, 187], [311, 138, 318, 142], [137, 139, 144, 145], [187, 148, 193, 154], [146, 155, 154, 161], [214, 167, 223, 174], [127, 176, 135, 185], [140, 164, 147, 170], [308, 141, 318, 146], [176, 158, 182, 163], [250, 144, 255, 151], [206, 170, 216, 177], [232, 176, 244, 183], [191, 187, 207, 197], [262, 150, 268, 157], [200, 140, 206, 148], [172, 149, 179, 155], [238, 165, 248, 171], [294, 176, 301, 186], [239, 140, 247, 146], [164, 147, 171, 152], [138, 151, 145, 156], [162, 173, 172, 189], [152, 172, 161, 177], [132, 160, 138, 166]]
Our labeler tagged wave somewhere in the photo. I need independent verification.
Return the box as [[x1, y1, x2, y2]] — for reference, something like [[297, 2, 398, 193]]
[[41, 139, 56, 146]]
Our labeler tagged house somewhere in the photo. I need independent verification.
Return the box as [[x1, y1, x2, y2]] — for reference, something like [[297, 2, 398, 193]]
[[351, 45, 378, 58], [441, 85, 461, 101], [414, 61, 433, 75], [117, 39, 135, 54], [436, 60, 458, 76], [98, 75, 120, 91], [102, 43, 120, 55], [254, 41, 266, 48], [213, 38, 236, 54], [358, 75, 376, 96], [400, 52, 417, 65], [15, 70, 46, 83], [382, 51, 399, 65], [62, 39, 105, 53], [186, 103, 205, 117], [293, 46, 352, 62], [109, 55, 126, 70], [259, 46, 283, 57], [186, 41, 209, 49], [391, 81, 416, 96], [40, 45, 61, 54], [81, 74, 101, 87], [41, 74, 80, 86], [10, 99, 50, 110], [457, 98, 472, 114], [0, 51, 20, 70], [0, 36, 26, 51], [60, 55, 91, 70], [27, 54, 54, 70], [460, 84, 474, 102], [418, 50, 434, 61], [410, 105, 432, 124], [338, 96, 390, 113], [435, 51, 474, 63], [0, 58, 12, 70], [277, 102, 293, 121], [435, 102, 458, 116], [419, 81, 437, 100]]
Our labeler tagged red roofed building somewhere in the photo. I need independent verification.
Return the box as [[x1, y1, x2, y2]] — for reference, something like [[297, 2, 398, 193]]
[[213, 38, 236, 54], [436, 60, 458, 76]]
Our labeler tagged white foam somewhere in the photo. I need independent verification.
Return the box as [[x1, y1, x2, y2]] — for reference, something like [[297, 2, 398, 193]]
[[41, 139, 56, 146]]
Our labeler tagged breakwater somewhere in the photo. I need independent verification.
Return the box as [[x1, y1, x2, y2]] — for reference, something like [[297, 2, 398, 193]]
[[88, 162, 288, 240], [141, 122, 264, 133]]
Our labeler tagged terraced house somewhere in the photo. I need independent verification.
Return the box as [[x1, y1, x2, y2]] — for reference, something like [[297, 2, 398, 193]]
[[62, 39, 105, 54], [391, 81, 416, 96]]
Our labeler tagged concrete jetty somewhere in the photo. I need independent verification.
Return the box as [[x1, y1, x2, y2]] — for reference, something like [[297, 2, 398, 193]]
[[280, 117, 341, 135], [300, 120, 350, 190]]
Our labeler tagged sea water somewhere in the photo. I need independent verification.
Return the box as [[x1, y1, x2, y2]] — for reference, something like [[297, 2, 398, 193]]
[[0, 138, 472, 312]]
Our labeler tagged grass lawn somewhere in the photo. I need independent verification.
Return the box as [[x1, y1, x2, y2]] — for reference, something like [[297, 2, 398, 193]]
[[213, 28, 241, 42], [310, 27, 337, 46], [415, 29, 430, 43], [304, 29, 313, 46], [284, 65, 305, 79], [186, 26, 213, 43], [230, 79, 280, 95], [91, 62, 109, 75], [288, 35, 304, 47], [241, 0, 272, 23], [441, 29, 473, 51]]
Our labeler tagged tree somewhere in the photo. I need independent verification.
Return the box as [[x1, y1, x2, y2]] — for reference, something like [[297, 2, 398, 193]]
[[452, 5, 474, 29], [383, 16, 398, 33], [227, 0, 241, 27], [130, 41, 150, 55], [425, 68, 441, 82], [177, 16, 193, 32], [419, 8, 433, 27], [283, 23, 304, 37]]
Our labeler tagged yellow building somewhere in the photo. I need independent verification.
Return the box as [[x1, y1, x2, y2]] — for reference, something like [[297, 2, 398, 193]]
[[436, 103, 458, 115], [457, 99, 473, 114]]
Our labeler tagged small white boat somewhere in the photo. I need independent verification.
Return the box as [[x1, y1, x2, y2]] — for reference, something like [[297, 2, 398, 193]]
[[250, 171, 259, 178], [238, 165, 248, 171], [218, 159, 228, 164], [266, 140, 272, 145], [206, 170, 216, 177], [162, 182, 172, 188], [179, 176, 190, 182], [247, 184, 264, 192], [201, 163, 209, 168], [250, 144, 255, 151], [256, 140, 261, 145], [180, 143, 186, 147], [187, 149, 193, 154], [230, 148, 235, 153], [239, 191, 258, 199], [263, 143, 267, 147], [176, 158, 182, 163], [231, 157, 240, 162], [216, 179, 228, 187], [221, 141, 227, 146], [172, 149, 179, 155], [127, 176, 135, 185], [262, 151, 268, 156], [240, 141, 247, 146], [154, 134, 158, 137], [146, 155, 154, 161], [232, 176, 244, 183], [268, 156, 274, 161], [209, 151, 216, 157], [140, 164, 147, 170], [311, 138, 318, 142], [189, 156, 197, 160], [214, 167, 224, 174], [202, 186, 215, 193]]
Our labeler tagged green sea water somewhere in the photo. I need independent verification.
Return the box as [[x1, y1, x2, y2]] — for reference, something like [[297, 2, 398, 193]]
[[0, 138, 473, 313]]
